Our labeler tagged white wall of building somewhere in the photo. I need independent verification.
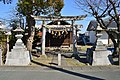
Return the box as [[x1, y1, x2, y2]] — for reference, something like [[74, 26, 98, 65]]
[[98, 31, 108, 45], [89, 31, 109, 45], [89, 31, 96, 44]]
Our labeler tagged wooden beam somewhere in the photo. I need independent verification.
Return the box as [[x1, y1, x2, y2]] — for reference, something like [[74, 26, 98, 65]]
[[31, 15, 87, 21], [46, 25, 71, 28]]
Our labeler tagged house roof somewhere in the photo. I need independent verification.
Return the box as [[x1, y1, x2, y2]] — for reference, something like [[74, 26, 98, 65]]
[[87, 20, 98, 31], [87, 20, 117, 31], [105, 21, 117, 30]]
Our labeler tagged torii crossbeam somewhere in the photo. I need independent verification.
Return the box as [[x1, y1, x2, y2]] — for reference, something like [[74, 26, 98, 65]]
[[31, 15, 87, 21]]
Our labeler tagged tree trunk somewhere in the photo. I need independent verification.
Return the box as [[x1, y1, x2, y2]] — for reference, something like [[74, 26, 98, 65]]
[[118, 17, 120, 65], [118, 33, 120, 65], [107, 32, 117, 55], [26, 15, 35, 51]]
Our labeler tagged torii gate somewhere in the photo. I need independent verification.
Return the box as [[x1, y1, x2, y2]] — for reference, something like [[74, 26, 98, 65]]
[[31, 15, 87, 56]]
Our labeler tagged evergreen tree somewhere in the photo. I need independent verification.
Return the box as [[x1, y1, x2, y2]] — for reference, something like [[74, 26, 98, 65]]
[[17, 0, 64, 51]]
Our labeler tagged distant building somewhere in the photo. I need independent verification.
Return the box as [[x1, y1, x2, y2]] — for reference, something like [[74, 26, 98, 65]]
[[87, 20, 117, 46]]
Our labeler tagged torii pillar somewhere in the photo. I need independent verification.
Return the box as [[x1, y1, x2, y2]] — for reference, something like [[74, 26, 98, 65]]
[[72, 20, 77, 55], [41, 21, 46, 55]]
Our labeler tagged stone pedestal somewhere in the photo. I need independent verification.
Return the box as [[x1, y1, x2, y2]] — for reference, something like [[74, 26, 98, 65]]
[[5, 27, 31, 66], [92, 41, 112, 66], [92, 51, 112, 66], [58, 53, 61, 66]]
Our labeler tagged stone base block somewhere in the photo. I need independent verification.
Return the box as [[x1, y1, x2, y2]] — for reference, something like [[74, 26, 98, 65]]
[[92, 50, 112, 66], [5, 52, 31, 66]]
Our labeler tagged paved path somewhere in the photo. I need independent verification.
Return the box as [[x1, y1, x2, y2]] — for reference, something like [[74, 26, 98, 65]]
[[1, 51, 120, 80], [0, 65, 120, 71], [0, 66, 120, 80]]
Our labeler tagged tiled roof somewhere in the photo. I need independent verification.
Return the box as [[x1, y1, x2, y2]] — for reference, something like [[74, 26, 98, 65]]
[[87, 20, 117, 31]]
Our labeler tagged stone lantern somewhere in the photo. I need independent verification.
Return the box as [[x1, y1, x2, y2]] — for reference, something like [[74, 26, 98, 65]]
[[5, 27, 31, 66], [92, 32, 112, 66]]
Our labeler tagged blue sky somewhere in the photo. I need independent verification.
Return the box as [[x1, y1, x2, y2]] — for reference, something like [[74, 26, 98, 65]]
[[0, 0, 94, 33]]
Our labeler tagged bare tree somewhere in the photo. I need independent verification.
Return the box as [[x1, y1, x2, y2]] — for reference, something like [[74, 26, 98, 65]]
[[0, 0, 12, 4], [76, 0, 120, 65]]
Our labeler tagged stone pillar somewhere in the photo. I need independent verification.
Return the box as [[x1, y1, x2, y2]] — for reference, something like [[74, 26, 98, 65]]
[[58, 53, 61, 66], [70, 31, 73, 47], [72, 20, 77, 55], [0, 48, 2, 65], [41, 21, 46, 55]]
